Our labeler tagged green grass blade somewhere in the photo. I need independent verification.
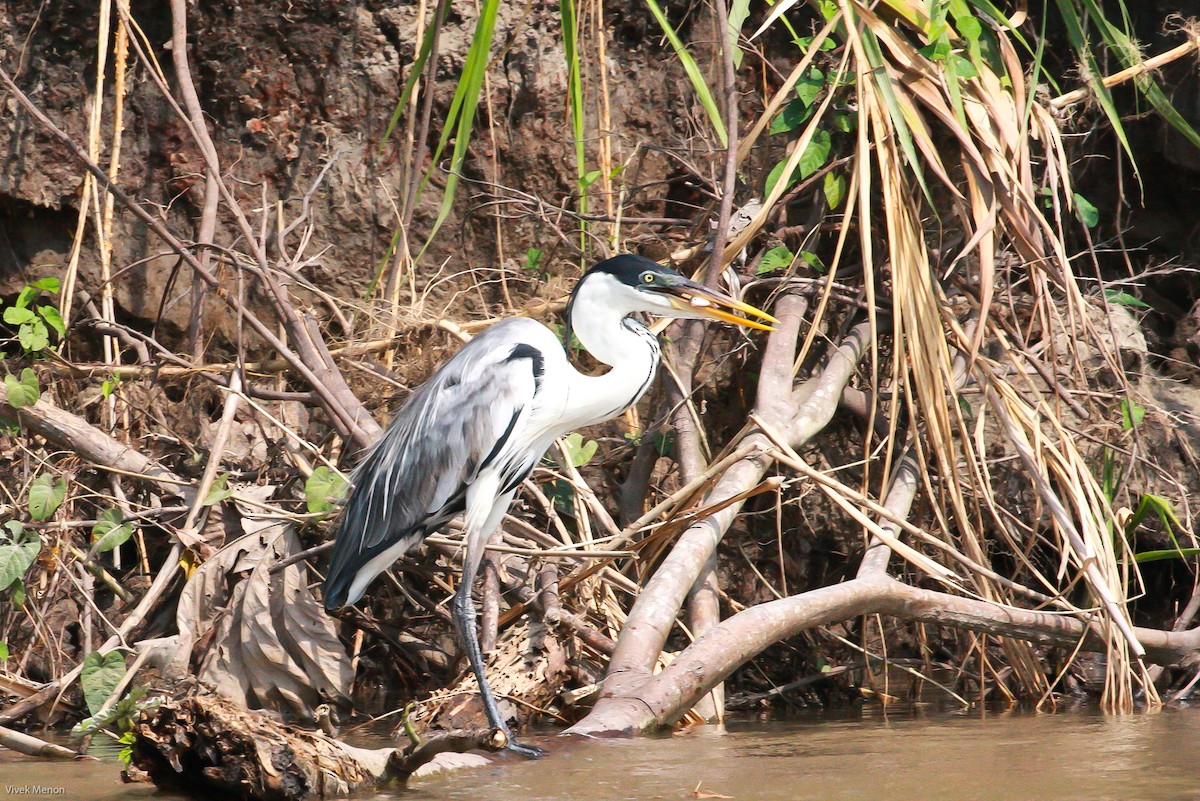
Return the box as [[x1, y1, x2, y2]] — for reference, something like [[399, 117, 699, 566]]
[[561, 0, 588, 223], [1051, 0, 1136, 174], [378, 0, 447, 153], [415, 0, 501, 260], [857, 23, 932, 204], [1080, 0, 1200, 152], [643, 0, 727, 147]]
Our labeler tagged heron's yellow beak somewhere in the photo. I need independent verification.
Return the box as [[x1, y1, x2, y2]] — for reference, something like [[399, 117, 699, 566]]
[[663, 283, 778, 331]]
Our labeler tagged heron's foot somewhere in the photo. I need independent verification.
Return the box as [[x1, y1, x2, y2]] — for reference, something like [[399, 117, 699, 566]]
[[504, 738, 547, 759]]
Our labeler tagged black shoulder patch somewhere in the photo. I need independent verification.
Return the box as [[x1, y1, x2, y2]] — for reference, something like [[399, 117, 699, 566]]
[[507, 343, 545, 392]]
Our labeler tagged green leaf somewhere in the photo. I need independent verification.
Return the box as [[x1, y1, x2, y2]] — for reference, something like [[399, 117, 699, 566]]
[[769, 98, 814, 135], [5, 368, 40, 409], [1133, 547, 1200, 564], [2, 520, 22, 539], [18, 318, 49, 352], [795, 68, 826, 108], [28, 472, 66, 521], [101, 379, 115, 399], [919, 39, 953, 62], [800, 250, 828, 273], [38, 306, 66, 338], [92, 508, 134, 554], [824, 172, 847, 209], [15, 286, 37, 309], [203, 473, 234, 506], [794, 34, 837, 52], [579, 169, 603, 190], [728, 0, 750, 67], [643, 0, 726, 146], [0, 642, 8, 660], [10, 580, 25, 608], [831, 111, 857, 133], [1119, 399, 1145, 430], [1105, 289, 1149, 309], [523, 247, 543, 272], [798, 129, 832, 179], [305, 467, 348, 515], [562, 432, 598, 467], [757, 246, 794, 275], [1125, 493, 1183, 539], [1074, 193, 1099, 228], [3, 306, 36, 325], [765, 129, 830, 198], [0, 535, 40, 591], [80, 651, 127, 715], [31, 277, 61, 293], [946, 53, 979, 80]]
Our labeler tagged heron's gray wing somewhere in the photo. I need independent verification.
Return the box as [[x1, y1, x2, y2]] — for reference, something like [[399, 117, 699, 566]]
[[324, 320, 546, 608]]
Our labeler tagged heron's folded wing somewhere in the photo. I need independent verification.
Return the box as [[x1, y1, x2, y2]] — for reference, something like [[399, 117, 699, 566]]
[[324, 320, 545, 603]]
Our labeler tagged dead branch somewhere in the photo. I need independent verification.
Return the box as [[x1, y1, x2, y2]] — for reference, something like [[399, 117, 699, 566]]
[[0, 725, 81, 760]]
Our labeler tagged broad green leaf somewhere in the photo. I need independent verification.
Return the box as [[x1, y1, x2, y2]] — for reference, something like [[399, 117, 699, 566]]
[[579, 169, 603, 189], [562, 432, 598, 467], [1105, 289, 1150, 309], [800, 250, 828, 273], [795, 68, 826, 107], [0, 536, 40, 591], [524, 248, 543, 272], [5, 368, 40, 409], [919, 39, 953, 62], [764, 130, 831, 196], [18, 319, 49, 352], [1119, 399, 1145, 430], [31, 277, 60, 293], [305, 467, 348, 515], [947, 53, 979, 80], [794, 34, 837, 52], [81, 651, 127, 715], [824, 172, 847, 209], [757, 246, 794, 275], [0, 642, 8, 660], [3, 306, 35, 325], [797, 129, 832, 178], [1074, 193, 1099, 228], [9, 580, 24, 607], [831, 111, 856, 132], [546, 479, 576, 519], [203, 473, 234, 506], [92, 508, 134, 554], [764, 160, 792, 199], [28, 472, 66, 521], [15, 286, 37, 309], [769, 98, 814, 135], [39, 306, 66, 338]]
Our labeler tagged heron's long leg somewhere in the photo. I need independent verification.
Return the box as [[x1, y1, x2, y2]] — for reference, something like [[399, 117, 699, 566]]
[[454, 488, 546, 758]]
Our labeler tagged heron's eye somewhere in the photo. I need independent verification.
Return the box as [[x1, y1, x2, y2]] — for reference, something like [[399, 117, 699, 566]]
[[641, 272, 655, 284]]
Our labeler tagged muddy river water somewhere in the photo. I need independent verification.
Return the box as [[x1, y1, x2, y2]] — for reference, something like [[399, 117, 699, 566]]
[[2, 708, 1199, 800]]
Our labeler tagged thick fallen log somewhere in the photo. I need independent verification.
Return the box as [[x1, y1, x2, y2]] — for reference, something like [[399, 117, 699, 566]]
[[131, 693, 502, 800]]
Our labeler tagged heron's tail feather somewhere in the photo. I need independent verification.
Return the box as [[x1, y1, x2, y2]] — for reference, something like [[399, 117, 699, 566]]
[[323, 517, 425, 611]]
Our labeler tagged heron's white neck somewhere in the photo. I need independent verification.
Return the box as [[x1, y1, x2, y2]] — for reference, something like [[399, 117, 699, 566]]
[[563, 278, 661, 428]]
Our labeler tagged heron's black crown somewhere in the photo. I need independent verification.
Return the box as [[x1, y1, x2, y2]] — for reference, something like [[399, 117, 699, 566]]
[[587, 254, 682, 289]]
